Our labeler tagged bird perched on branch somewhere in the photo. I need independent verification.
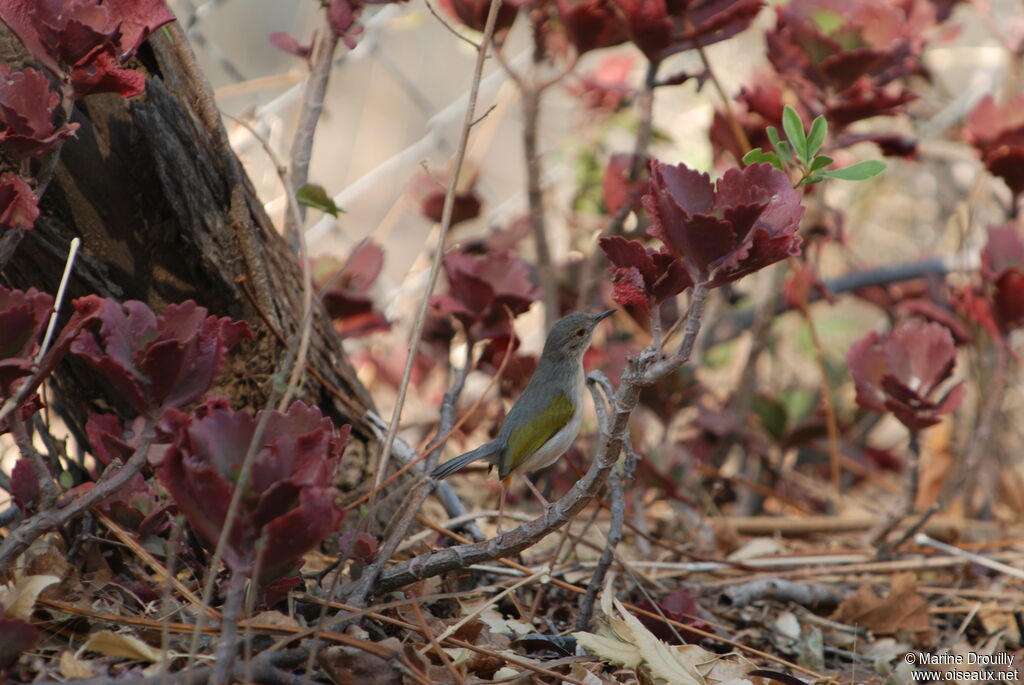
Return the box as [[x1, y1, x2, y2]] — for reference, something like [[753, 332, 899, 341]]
[[431, 309, 615, 532]]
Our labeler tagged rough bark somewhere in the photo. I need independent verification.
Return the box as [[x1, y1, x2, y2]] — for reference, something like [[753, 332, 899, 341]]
[[1, 21, 381, 501]]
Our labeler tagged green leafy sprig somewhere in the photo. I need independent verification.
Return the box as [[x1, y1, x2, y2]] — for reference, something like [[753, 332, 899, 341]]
[[743, 106, 885, 187]]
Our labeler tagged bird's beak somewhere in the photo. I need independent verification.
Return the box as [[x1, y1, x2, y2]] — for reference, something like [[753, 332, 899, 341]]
[[594, 309, 615, 323]]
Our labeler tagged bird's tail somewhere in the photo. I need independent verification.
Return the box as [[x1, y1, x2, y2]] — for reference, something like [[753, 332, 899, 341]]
[[430, 440, 502, 479]]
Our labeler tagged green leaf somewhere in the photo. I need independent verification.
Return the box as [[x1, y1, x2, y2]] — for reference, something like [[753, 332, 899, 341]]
[[775, 140, 795, 166], [752, 395, 787, 440], [742, 148, 782, 169], [799, 173, 825, 187], [59, 471, 73, 489], [819, 160, 886, 181], [297, 183, 343, 217], [806, 115, 827, 159], [782, 105, 808, 163], [809, 155, 833, 172], [766, 125, 782, 149], [811, 9, 843, 34]]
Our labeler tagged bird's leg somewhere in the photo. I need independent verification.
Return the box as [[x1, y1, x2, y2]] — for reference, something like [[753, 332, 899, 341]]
[[497, 477, 511, 536], [523, 477, 554, 515]]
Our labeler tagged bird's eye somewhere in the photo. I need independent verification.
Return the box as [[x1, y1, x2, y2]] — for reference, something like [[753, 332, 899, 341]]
[[575, 329, 585, 337]]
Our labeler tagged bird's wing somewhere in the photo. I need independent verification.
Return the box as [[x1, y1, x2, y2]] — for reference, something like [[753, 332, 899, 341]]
[[501, 390, 574, 478]]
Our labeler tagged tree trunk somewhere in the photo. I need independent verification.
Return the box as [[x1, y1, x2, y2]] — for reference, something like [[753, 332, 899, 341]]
[[2, 22, 381, 502]]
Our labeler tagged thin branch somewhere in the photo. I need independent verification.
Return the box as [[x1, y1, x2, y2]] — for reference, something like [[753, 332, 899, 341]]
[[368, 0, 505, 510], [0, 424, 155, 574], [423, 0, 480, 49], [285, 15, 341, 252], [789, 258, 842, 510], [868, 431, 922, 554], [576, 373, 627, 629], [210, 571, 247, 684], [9, 414, 59, 511]]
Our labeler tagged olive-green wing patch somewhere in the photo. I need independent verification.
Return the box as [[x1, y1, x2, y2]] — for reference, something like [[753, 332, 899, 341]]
[[503, 391, 574, 477]]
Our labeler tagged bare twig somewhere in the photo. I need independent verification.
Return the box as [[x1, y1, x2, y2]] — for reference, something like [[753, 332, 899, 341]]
[[718, 578, 844, 610], [285, 16, 341, 252], [0, 424, 155, 574], [8, 414, 59, 511], [210, 571, 247, 684], [789, 258, 842, 510], [868, 431, 922, 552], [368, 0, 505, 511], [914, 533, 1024, 581], [576, 374, 626, 630]]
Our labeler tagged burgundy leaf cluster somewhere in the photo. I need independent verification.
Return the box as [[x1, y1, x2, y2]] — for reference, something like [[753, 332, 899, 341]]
[[411, 168, 482, 227], [0, 285, 51, 399], [608, 0, 763, 63], [765, 0, 933, 129], [599, 235, 691, 312], [555, 0, 627, 55], [846, 320, 965, 432], [314, 241, 390, 339], [70, 297, 251, 418], [439, 0, 519, 34], [157, 400, 349, 581], [712, 0, 942, 163], [643, 160, 803, 286], [0, 0, 176, 98], [964, 95, 1024, 203], [954, 224, 1024, 340], [432, 248, 541, 341], [0, 65, 79, 157]]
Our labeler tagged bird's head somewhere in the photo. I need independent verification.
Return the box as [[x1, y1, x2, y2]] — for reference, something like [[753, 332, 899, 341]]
[[542, 309, 615, 359]]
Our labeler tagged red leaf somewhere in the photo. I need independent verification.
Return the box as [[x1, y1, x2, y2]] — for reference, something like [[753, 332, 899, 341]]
[[10, 457, 40, 512], [438, 0, 518, 33], [157, 401, 347, 580], [0, 173, 40, 231], [70, 298, 250, 418], [85, 413, 134, 466], [600, 236, 692, 310], [0, 66, 79, 156], [69, 50, 146, 98], [645, 160, 802, 286], [327, 0, 364, 48], [435, 249, 541, 341], [602, 153, 647, 217], [555, 0, 627, 55], [270, 31, 314, 60], [0, 285, 52, 395], [0, 0, 175, 100], [611, 266, 649, 311], [847, 321, 964, 432], [0, 616, 38, 669], [635, 591, 715, 644]]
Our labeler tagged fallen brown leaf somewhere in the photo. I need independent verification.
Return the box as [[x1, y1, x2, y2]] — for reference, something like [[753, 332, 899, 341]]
[[830, 573, 932, 644]]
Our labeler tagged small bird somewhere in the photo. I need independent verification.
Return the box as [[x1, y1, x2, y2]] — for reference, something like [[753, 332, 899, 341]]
[[431, 310, 615, 528]]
